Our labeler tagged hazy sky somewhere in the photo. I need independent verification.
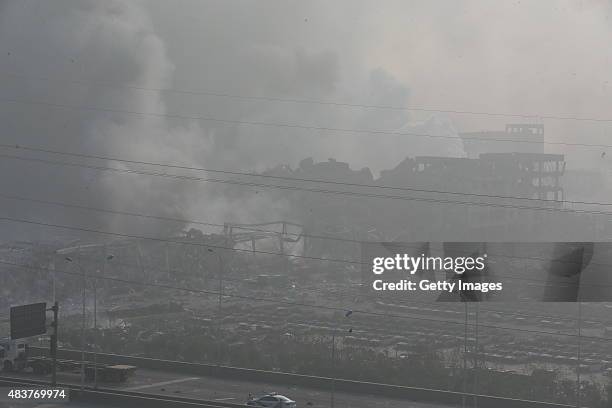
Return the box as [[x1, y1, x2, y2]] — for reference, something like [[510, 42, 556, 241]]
[[1, 0, 611, 239], [150, 0, 612, 122]]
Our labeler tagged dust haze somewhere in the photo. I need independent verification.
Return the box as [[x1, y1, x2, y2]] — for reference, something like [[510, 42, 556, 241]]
[[0, 0, 611, 239], [2, 2, 612, 407]]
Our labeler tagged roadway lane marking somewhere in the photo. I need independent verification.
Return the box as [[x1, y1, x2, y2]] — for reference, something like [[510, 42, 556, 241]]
[[214, 397, 237, 401], [125, 377, 200, 390]]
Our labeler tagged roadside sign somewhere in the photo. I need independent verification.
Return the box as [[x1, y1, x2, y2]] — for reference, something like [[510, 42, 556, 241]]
[[10, 302, 47, 340]]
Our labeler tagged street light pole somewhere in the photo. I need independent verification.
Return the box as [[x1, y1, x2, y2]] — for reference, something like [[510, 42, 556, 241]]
[[65, 248, 88, 391], [49, 257, 56, 304], [474, 302, 479, 408], [218, 251, 223, 316], [577, 302, 582, 408], [94, 251, 113, 390], [67, 248, 86, 391], [217, 237, 227, 317], [462, 302, 468, 408], [93, 273, 97, 389], [330, 331, 336, 408], [331, 310, 352, 408], [208, 243, 225, 365], [79, 248, 86, 391], [49, 302, 58, 387]]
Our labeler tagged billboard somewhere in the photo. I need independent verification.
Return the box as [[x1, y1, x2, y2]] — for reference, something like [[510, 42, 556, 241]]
[[10, 302, 47, 340]]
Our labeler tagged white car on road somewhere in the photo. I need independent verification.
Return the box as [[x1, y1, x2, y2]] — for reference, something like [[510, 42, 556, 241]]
[[246, 393, 296, 408]]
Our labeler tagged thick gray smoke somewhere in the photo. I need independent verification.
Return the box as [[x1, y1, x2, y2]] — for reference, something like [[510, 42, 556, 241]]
[[146, 0, 463, 171], [0, 0, 205, 240], [0, 0, 457, 240], [1, 0, 611, 241]]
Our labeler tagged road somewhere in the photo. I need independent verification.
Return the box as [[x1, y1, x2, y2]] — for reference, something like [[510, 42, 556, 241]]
[[3, 368, 458, 408]]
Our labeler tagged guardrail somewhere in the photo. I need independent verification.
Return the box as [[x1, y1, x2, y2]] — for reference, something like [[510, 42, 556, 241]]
[[29, 347, 572, 408]]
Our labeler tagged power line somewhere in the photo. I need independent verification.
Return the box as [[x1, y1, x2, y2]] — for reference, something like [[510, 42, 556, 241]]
[[3, 152, 612, 218], [4, 143, 612, 208], [0, 192, 369, 245], [4, 191, 611, 276], [0, 193, 326, 241], [0, 259, 598, 339], [62, 249, 605, 324], [5, 71, 612, 123], [2, 97, 612, 150], [0, 258, 607, 342], [1, 210, 608, 326], [0, 214, 361, 265], [2, 212, 612, 290]]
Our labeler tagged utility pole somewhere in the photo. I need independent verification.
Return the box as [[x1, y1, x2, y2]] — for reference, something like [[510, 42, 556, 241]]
[[473, 303, 479, 408], [210, 237, 226, 365], [217, 242, 225, 316], [331, 310, 352, 408], [94, 250, 113, 390], [577, 302, 582, 408], [462, 302, 468, 408], [330, 331, 336, 408], [49, 257, 56, 304], [165, 243, 171, 281], [46, 251, 57, 386], [93, 274, 97, 389], [136, 243, 146, 281], [49, 302, 58, 387], [281, 222, 288, 275], [64, 247, 86, 391], [79, 247, 85, 391]]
